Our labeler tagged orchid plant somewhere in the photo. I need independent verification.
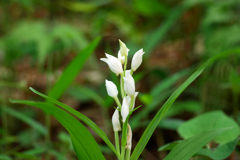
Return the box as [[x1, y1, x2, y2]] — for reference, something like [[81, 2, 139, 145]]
[[11, 38, 233, 160], [100, 40, 144, 160]]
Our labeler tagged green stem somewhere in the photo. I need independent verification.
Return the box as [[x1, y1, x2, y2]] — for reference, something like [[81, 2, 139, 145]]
[[129, 96, 135, 112], [114, 97, 122, 109], [120, 74, 125, 99], [130, 69, 134, 75], [120, 146, 126, 160], [125, 148, 131, 160], [123, 55, 128, 77], [120, 120, 128, 160], [114, 131, 120, 158]]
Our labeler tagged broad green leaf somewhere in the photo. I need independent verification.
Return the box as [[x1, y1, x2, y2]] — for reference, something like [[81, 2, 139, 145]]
[[2, 106, 47, 135], [197, 138, 239, 159], [48, 37, 101, 100], [11, 100, 106, 160], [178, 111, 240, 144], [130, 59, 211, 160], [164, 128, 229, 160], [28, 88, 118, 156]]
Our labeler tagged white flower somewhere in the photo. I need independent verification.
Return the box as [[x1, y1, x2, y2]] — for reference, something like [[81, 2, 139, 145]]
[[105, 80, 118, 98], [112, 109, 121, 131], [131, 49, 145, 71], [118, 51, 125, 64], [121, 97, 129, 123], [119, 39, 129, 57], [123, 70, 135, 97], [100, 53, 123, 76]]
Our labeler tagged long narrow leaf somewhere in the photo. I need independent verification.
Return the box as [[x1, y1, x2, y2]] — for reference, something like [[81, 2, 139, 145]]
[[2, 106, 47, 135], [164, 128, 229, 160], [11, 100, 106, 160], [29, 87, 118, 156], [48, 37, 101, 100], [130, 59, 212, 160]]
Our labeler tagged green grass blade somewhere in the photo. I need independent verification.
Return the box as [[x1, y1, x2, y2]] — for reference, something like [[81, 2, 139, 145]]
[[164, 128, 229, 160], [48, 37, 101, 100], [2, 106, 47, 136], [28, 87, 118, 156], [130, 68, 191, 129], [10, 100, 106, 160], [130, 59, 212, 160]]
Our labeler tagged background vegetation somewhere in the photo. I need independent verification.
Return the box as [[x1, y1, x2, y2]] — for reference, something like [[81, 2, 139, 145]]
[[0, 0, 240, 159]]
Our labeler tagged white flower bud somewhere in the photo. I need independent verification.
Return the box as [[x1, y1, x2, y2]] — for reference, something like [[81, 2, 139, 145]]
[[118, 51, 125, 64], [121, 97, 129, 123], [119, 39, 129, 57], [112, 109, 121, 131], [100, 53, 123, 76], [123, 71, 135, 97], [126, 124, 132, 149], [105, 80, 118, 98], [131, 49, 145, 71]]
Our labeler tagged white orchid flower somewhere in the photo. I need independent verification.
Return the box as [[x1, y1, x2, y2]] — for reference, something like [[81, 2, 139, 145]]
[[101, 53, 123, 76]]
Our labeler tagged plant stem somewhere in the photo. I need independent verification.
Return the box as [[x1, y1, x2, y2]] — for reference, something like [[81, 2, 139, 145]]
[[120, 146, 126, 160], [123, 55, 128, 77], [120, 74, 125, 99], [129, 96, 135, 111], [114, 97, 122, 109], [125, 148, 131, 160], [130, 69, 133, 75], [114, 131, 120, 158]]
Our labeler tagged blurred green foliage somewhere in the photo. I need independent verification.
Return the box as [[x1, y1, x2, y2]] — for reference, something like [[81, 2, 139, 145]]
[[0, 0, 240, 159]]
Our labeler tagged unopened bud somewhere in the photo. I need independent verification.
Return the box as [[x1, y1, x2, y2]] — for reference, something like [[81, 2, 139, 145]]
[[123, 71, 135, 97], [121, 97, 129, 122], [131, 49, 145, 71], [119, 39, 129, 57], [112, 109, 121, 131], [105, 80, 118, 98]]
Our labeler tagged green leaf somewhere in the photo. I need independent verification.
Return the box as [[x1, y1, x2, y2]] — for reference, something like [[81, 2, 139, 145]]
[[164, 128, 229, 160], [0, 155, 12, 160], [11, 100, 105, 160], [48, 37, 101, 100], [164, 100, 201, 118], [178, 111, 240, 144], [2, 106, 47, 135], [130, 59, 211, 160], [67, 85, 105, 107], [130, 68, 191, 130], [197, 138, 239, 159], [25, 87, 118, 156], [158, 141, 181, 151]]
